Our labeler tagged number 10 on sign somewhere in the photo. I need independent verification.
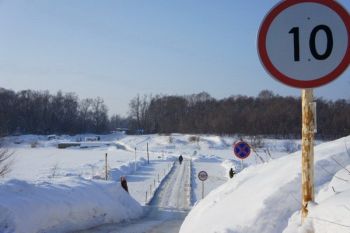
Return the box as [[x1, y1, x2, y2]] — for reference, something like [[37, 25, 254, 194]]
[[289, 25, 333, 62]]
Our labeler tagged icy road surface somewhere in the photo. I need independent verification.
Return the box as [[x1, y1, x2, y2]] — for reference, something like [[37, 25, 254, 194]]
[[77, 159, 191, 233]]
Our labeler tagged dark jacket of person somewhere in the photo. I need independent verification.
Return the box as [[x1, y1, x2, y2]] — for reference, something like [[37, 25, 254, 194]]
[[229, 168, 235, 179], [120, 176, 129, 193], [179, 155, 183, 164]]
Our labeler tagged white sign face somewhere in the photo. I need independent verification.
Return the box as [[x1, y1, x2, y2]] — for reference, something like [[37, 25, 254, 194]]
[[258, 1, 350, 88], [198, 171, 208, 181]]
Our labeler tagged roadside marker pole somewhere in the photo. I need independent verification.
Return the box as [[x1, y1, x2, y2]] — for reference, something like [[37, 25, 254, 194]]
[[134, 147, 137, 172], [105, 153, 108, 180], [147, 142, 150, 164], [301, 89, 315, 222]]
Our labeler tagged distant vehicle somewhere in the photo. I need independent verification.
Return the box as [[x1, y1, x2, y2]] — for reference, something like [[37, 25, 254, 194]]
[[114, 128, 129, 134], [84, 136, 100, 141], [47, 135, 58, 140]]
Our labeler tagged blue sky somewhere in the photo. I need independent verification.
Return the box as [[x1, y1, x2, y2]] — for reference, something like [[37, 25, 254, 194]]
[[0, 0, 349, 116]]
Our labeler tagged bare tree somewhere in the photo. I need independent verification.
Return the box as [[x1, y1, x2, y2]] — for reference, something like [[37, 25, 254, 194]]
[[0, 143, 13, 177], [91, 97, 109, 133], [129, 94, 142, 129]]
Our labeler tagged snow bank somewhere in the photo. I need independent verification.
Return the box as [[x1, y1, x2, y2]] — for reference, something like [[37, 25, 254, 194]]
[[109, 158, 148, 180], [284, 164, 350, 233], [180, 136, 350, 233], [192, 154, 222, 163], [0, 178, 143, 233]]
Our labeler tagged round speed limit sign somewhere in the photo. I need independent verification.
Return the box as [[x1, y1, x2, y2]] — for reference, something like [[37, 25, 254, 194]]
[[198, 171, 208, 181], [258, 0, 350, 88]]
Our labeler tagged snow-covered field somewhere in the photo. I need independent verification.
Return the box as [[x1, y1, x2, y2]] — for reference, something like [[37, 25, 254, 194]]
[[0, 133, 349, 233]]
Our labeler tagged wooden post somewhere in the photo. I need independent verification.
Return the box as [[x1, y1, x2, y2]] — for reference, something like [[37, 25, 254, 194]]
[[105, 153, 108, 180], [147, 142, 149, 164], [134, 147, 137, 172], [301, 89, 315, 223]]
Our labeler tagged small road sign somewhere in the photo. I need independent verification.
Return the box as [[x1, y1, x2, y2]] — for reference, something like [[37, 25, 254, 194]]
[[258, 0, 350, 88], [198, 171, 208, 181], [233, 141, 251, 160]]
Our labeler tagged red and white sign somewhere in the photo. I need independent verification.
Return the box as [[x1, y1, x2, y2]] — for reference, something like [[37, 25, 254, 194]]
[[198, 171, 208, 181], [258, 0, 350, 88]]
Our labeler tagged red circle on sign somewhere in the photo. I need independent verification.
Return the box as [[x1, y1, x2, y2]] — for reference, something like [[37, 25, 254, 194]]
[[198, 171, 208, 181], [258, 0, 350, 88]]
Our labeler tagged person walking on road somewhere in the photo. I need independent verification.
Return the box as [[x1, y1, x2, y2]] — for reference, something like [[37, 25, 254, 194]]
[[179, 155, 183, 165], [120, 176, 129, 193]]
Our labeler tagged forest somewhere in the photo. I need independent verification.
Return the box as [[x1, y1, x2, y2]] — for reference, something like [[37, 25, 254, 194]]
[[127, 91, 350, 139], [0, 88, 109, 135], [0, 88, 349, 139]]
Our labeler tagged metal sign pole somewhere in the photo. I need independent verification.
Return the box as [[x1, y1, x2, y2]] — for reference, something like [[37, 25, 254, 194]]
[[198, 170, 208, 199], [202, 181, 204, 199], [301, 89, 315, 222]]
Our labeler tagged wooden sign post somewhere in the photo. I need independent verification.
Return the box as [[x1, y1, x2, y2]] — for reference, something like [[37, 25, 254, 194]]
[[147, 142, 150, 164], [258, 0, 350, 223], [105, 153, 108, 180], [134, 147, 137, 172], [301, 89, 315, 221]]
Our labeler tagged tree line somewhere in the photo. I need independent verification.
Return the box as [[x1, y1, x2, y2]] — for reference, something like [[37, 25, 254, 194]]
[[128, 91, 350, 139], [0, 88, 110, 135], [1, 87, 349, 139]]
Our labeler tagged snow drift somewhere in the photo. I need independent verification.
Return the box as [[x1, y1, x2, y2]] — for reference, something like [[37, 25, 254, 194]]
[[180, 136, 350, 233], [0, 177, 143, 233]]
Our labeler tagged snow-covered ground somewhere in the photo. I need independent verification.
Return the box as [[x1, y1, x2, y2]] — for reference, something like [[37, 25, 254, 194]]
[[0, 133, 349, 233], [180, 136, 350, 233]]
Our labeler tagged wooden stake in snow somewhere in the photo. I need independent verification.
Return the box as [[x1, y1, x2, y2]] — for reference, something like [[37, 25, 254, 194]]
[[105, 153, 108, 180], [134, 147, 137, 172], [301, 89, 315, 222], [147, 142, 150, 164]]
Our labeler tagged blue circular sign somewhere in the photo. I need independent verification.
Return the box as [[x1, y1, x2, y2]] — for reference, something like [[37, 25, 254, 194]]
[[233, 141, 251, 159]]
